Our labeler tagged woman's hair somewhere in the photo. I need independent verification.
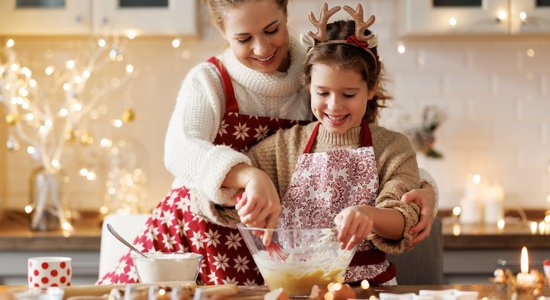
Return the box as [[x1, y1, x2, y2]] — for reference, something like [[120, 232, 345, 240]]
[[206, 0, 289, 31], [303, 20, 392, 123]]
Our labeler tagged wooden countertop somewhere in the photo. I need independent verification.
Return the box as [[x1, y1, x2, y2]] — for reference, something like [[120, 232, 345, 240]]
[[2, 284, 550, 299], [0, 211, 102, 251], [229, 284, 550, 299], [442, 218, 550, 250], [1, 211, 549, 251]]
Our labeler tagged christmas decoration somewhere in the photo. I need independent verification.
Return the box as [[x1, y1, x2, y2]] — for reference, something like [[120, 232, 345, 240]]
[[0, 36, 138, 231], [405, 106, 445, 159]]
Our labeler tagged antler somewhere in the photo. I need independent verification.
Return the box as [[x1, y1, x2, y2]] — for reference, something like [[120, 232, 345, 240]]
[[343, 4, 376, 43], [307, 3, 341, 42]]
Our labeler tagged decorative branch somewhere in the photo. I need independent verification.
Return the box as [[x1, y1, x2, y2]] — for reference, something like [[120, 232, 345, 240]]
[[0, 35, 139, 229]]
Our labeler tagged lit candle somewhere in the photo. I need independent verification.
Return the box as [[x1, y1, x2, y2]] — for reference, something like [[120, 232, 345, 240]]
[[516, 246, 535, 287]]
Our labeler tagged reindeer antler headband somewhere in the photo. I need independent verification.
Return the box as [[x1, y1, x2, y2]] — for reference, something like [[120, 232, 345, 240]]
[[302, 3, 379, 67]]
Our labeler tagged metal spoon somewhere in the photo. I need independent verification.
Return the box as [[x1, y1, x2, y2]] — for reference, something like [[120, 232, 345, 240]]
[[106, 223, 149, 259]]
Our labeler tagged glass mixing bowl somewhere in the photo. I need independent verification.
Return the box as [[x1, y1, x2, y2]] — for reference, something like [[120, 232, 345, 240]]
[[237, 224, 357, 297]]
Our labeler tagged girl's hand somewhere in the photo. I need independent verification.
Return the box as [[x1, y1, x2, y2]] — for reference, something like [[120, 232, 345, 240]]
[[334, 206, 374, 250], [235, 169, 281, 230], [401, 182, 436, 246]]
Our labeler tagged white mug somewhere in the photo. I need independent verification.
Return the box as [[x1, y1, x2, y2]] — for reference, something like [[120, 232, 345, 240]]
[[544, 259, 550, 286], [28, 257, 72, 288]]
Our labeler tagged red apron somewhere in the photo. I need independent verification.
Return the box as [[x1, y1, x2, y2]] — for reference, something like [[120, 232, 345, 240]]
[[280, 121, 396, 285], [98, 57, 308, 286]]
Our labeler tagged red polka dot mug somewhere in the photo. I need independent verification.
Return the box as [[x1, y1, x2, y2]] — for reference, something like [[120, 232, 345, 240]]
[[28, 257, 72, 288]]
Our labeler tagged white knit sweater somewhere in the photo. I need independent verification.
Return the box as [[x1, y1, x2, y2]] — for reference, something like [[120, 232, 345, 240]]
[[164, 35, 311, 201]]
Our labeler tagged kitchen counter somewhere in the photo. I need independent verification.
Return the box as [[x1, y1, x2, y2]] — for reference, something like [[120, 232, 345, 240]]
[[442, 219, 550, 249], [2, 212, 549, 251], [2, 212, 549, 285], [0, 211, 101, 251], [2, 213, 549, 254], [2, 284, 550, 299], [440, 217, 550, 284], [1, 212, 548, 259]]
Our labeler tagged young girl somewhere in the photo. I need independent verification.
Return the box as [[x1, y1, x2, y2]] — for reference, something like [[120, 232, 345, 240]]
[[215, 3, 421, 285]]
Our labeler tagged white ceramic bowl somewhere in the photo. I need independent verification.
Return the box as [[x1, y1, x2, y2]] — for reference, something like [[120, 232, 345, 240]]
[[237, 225, 356, 297], [133, 252, 203, 284]]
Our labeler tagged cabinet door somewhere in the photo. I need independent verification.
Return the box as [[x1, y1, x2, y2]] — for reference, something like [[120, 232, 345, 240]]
[[510, 0, 550, 33], [92, 0, 197, 36], [0, 0, 91, 35], [401, 0, 509, 35]]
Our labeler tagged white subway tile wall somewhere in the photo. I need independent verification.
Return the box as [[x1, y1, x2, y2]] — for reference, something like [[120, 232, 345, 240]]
[[3, 0, 550, 211]]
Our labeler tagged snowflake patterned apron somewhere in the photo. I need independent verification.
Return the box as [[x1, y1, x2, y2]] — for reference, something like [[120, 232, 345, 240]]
[[279, 121, 397, 286], [98, 57, 308, 286]]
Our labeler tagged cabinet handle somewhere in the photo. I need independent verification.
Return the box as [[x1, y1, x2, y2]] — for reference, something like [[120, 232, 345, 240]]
[[75, 15, 82, 23], [102, 16, 109, 25]]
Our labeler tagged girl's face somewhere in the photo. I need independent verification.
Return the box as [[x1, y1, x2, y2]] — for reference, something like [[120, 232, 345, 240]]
[[310, 63, 375, 135], [222, 0, 290, 74]]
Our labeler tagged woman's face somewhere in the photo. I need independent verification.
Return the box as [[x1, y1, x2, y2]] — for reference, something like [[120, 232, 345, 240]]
[[222, 0, 290, 74], [310, 63, 375, 135]]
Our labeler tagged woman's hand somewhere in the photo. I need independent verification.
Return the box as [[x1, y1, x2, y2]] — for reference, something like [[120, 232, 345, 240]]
[[400, 182, 436, 246], [235, 169, 281, 230], [334, 206, 374, 250]]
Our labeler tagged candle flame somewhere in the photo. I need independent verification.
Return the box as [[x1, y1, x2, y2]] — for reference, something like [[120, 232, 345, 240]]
[[520, 246, 529, 273]]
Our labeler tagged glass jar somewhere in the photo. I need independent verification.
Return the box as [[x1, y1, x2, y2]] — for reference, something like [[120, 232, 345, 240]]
[[29, 166, 70, 231]]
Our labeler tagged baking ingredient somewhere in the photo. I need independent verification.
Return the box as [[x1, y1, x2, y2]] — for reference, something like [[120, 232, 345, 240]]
[[263, 268, 343, 296]]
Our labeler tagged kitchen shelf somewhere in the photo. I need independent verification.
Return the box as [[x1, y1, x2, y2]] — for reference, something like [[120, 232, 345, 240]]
[[0, 0, 198, 36], [400, 0, 550, 36]]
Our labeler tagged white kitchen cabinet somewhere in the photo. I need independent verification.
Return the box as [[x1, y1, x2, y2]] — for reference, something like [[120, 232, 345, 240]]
[[510, 0, 550, 34], [0, 0, 197, 36], [0, 0, 90, 35], [92, 0, 198, 36], [401, 0, 550, 35]]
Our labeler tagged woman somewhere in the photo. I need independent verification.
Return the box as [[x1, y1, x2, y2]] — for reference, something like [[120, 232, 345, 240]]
[[98, 0, 437, 285]]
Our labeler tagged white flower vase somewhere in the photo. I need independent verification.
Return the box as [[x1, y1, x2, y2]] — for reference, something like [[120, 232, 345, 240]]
[[29, 167, 71, 231]]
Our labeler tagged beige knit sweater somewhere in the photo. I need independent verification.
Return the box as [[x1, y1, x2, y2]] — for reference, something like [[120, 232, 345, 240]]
[[189, 122, 421, 254]]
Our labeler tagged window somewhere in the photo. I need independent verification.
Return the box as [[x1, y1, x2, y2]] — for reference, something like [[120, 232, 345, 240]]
[[433, 0, 482, 7], [16, 0, 65, 8]]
